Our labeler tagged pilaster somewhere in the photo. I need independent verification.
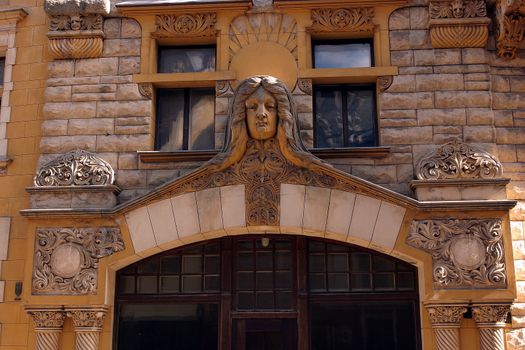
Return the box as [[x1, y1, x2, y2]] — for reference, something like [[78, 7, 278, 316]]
[[473, 303, 511, 350], [26, 308, 66, 350], [425, 303, 467, 350]]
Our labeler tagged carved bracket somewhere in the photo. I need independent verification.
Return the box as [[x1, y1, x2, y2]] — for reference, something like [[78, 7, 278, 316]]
[[309, 7, 374, 33], [153, 13, 217, 38], [138, 83, 153, 99], [429, 0, 490, 48], [495, 0, 525, 60], [32, 227, 124, 295], [407, 219, 506, 289], [377, 76, 393, 93]]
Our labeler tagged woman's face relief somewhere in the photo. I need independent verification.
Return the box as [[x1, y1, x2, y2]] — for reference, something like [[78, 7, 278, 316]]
[[245, 86, 278, 140]]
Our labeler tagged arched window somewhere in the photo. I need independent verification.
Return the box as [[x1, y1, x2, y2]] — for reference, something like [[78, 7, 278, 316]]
[[115, 236, 420, 350]]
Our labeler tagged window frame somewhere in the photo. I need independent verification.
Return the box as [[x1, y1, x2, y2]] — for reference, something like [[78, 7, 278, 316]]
[[312, 38, 374, 69], [157, 44, 217, 74]]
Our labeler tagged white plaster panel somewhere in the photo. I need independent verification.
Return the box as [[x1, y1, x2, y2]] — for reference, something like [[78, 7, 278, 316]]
[[348, 195, 381, 243], [0, 217, 11, 261], [0, 280, 4, 302], [196, 188, 223, 233], [280, 184, 305, 229], [371, 201, 406, 250], [147, 198, 179, 245], [303, 186, 331, 232], [220, 185, 246, 229], [171, 192, 201, 239], [325, 190, 356, 236], [125, 207, 156, 254]]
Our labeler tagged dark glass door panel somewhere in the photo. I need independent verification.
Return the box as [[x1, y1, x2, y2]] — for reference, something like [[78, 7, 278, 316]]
[[234, 318, 297, 350]]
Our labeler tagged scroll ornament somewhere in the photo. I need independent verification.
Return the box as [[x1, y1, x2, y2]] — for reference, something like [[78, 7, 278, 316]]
[[407, 219, 506, 288], [34, 150, 115, 187], [416, 140, 502, 180], [153, 13, 217, 37], [33, 227, 124, 295], [310, 7, 374, 32], [495, 0, 525, 60]]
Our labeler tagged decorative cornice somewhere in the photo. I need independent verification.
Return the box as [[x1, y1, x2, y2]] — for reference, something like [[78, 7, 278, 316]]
[[35, 150, 115, 187], [407, 219, 506, 289], [0, 8, 28, 24], [32, 227, 124, 295], [416, 141, 502, 180], [153, 13, 217, 38], [309, 7, 374, 32], [26, 308, 66, 330], [67, 306, 108, 330], [429, 0, 487, 19], [473, 304, 511, 324], [494, 0, 525, 60], [426, 304, 468, 325]]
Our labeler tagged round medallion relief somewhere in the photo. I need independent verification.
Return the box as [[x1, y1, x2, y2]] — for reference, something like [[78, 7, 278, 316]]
[[50, 243, 84, 279], [450, 235, 485, 270]]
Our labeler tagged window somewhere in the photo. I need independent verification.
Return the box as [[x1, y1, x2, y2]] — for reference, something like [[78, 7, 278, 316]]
[[158, 46, 215, 73], [0, 57, 4, 84], [314, 84, 377, 148], [313, 40, 373, 69], [156, 88, 215, 151]]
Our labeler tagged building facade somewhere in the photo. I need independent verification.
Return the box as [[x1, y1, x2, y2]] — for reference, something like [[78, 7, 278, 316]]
[[0, 0, 524, 349]]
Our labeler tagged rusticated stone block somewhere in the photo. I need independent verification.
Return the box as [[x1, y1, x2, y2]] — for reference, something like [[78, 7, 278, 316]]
[[68, 118, 114, 135], [75, 57, 118, 77], [104, 18, 121, 39], [498, 144, 517, 162], [389, 8, 410, 30], [381, 127, 433, 144], [118, 153, 138, 170], [72, 84, 116, 93], [115, 170, 148, 187], [463, 125, 495, 143], [511, 221, 525, 240], [491, 75, 510, 92], [389, 31, 410, 50], [352, 165, 397, 183], [44, 102, 96, 119], [116, 84, 142, 100], [380, 118, 417, 127], [47, 77, 101, 87], [41, 120, 68, 136], [390, 50, 413, 66], [493, 93, 525, 109], [388, 75, 416, 92], [114, 125, 149, 135], [115, 116, 149, 126], [497, 128, 525, 144], [415, 73, 464, 91], [466, 108, 494, 125], [72, 92, 116, 101], [96, 134, 150, 152], [121, 18, 141, 38], [380, 92, 433, 109], [435, 91, 490, 108], [379, 109, 416, 119], [97, 100, 150, 118], [409, 30, 431, 49], [409, 7, 428, 30], [465, 81, 490, 90], [417, 108, 466, 125], [397, 164, 414, 182], [433, 125, 462, 134], [119, 56, 141, 75], [510, 77, 525, 92], [49, 60, 74, 78], [494, 110, 514, 126], [462, 48, 488, 64], [399, 66, 433, 74], [103, 39, 141, 57], [45, 86, 72, 102], [40, 135, 96, 153]]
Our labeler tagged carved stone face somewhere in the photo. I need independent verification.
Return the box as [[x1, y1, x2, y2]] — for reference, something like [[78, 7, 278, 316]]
[[245, 86, 278, 140], [451, 0, 464, 18], [70, 15, 82, 30]]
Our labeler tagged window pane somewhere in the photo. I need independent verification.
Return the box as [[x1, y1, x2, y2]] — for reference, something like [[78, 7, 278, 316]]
[[158, 47, 215, 73], [0, 58, 5, 84], [156, 89, 184, 151], [346, 89, 375, 146], [314, 42, 372, 68], [189, 89, 215, 150], [118, 276, 135, 294], [315, 88, 343, 148], [161, 256, 180, 274], [137, 276, 157, 294], [182, 275, 202, 292], [160, 276, 180, 293], [182, 256, 202, 274]]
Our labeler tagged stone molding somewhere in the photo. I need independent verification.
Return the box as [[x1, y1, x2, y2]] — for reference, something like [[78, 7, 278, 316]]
[[494, 0, 525, 60], [34, 150, 115, 187], [309, 7, 374, 33], [416, 140, 503, 180], [428, 0, 489, 48], [425, 304, 467, 350], [44, 0, 109, 59], [407, 219, 506, 289], [32, 227, 124, 295], [153, 13, 217, 38]]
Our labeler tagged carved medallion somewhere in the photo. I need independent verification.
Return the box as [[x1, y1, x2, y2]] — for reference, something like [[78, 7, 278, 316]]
[[33, 227, 124, 295], [153, 13, 217, 38], [407, 219, 506, 289], [34, 150, 115, 187], [309, 8, 374, 32], [416, 140, 503, 180]]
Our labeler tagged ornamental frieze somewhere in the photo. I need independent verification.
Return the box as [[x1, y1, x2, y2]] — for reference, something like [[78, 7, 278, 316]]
[[407, 219, 506, 289], [416, 140, 503, 180], [495, 0, 525, 60], [34, 150, 115, 187], [309, 7, 374, 32], [429, 0, 487, 19], [153, 13, 217, 38], [33, 227, 124, 295]]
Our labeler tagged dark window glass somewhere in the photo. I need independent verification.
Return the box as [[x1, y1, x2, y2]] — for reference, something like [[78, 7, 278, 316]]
[[310, 302, 418, 350], [314, 85, 376, 148], [158, 46, 215, 73], [313, 40, 372, 68], [156, 88, 215, 151], [117, 303, 219, 350], [0, 57, 5, 85]]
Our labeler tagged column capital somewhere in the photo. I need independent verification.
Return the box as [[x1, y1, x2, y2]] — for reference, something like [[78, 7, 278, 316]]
[[472, 303, 511, 326], [26, 307, 66, 331], [66, 305, 109, 331], [425, 303, 468, 327]]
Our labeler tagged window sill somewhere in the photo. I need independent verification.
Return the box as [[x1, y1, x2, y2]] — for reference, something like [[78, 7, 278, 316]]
[[138, 147, 390, 163], [133, 71, 235, 88], [299, 66, 398, 84]]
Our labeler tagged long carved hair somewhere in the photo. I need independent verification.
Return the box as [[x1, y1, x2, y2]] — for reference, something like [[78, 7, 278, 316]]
[[209, 76, 322, 171]]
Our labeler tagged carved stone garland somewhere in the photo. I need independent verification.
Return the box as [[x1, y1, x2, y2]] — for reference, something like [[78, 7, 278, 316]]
[[309, 7, 374, 32], [34, 150, 115, 187], [416, 140, 503, 180], [494, 0, 525, 60], [428, 0, 490, 48], [407, 219, 506, 289], [473, 304, 511, 350], [33, 227, 124, 295], [153, 13, 217, 38], [26, 308, 66, 350], [425, 304, 467, 350]]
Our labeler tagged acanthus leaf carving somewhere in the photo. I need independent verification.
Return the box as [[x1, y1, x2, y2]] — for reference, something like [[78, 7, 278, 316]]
[[309, 7, 374, 32], [49, 14, 103, 31], [426, 304, 468, 325], [138, 83, 153, 99], [67, 307, 108, 329], [407, 219, 506, 289], [416, 140, 503, 180], [473, 304, 511, 324], [153, 13, 217, 38], [34, 150, 115, 187], [32, 227, 124, 295], [429, 0, 487, 19], [495, 0, 525, 60], [27, 309, 67, 329]]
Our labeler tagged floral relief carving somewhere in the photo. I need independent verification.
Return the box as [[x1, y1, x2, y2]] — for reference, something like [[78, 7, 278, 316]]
[[426, 304, 467, 325], [216, 80, 233, 97], [34, 150, 115, 187], [138, 83, 153, 99], [495, 0, 525, 60], [377, 76, 393, 93], [429, 0, 487, 19], [309, 7, 374, 32], [67, 307, 107, 329], [33, 227, 124, 295], [27, 309, 67, 329], [416, 140, 503, 180], [407, 219, 506, 289], [296, 79, 312, 96], [49, 14, 103, 31], [153, 13, 217, 38], [473, 304, 511, 324]]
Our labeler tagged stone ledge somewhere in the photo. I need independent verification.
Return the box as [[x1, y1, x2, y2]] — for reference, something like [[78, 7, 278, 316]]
[[411, 178, 511, 201], [27, 185, 120, 209]]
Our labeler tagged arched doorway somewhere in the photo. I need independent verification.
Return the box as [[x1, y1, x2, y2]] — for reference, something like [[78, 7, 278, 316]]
[[114, 235, 421, 350]]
